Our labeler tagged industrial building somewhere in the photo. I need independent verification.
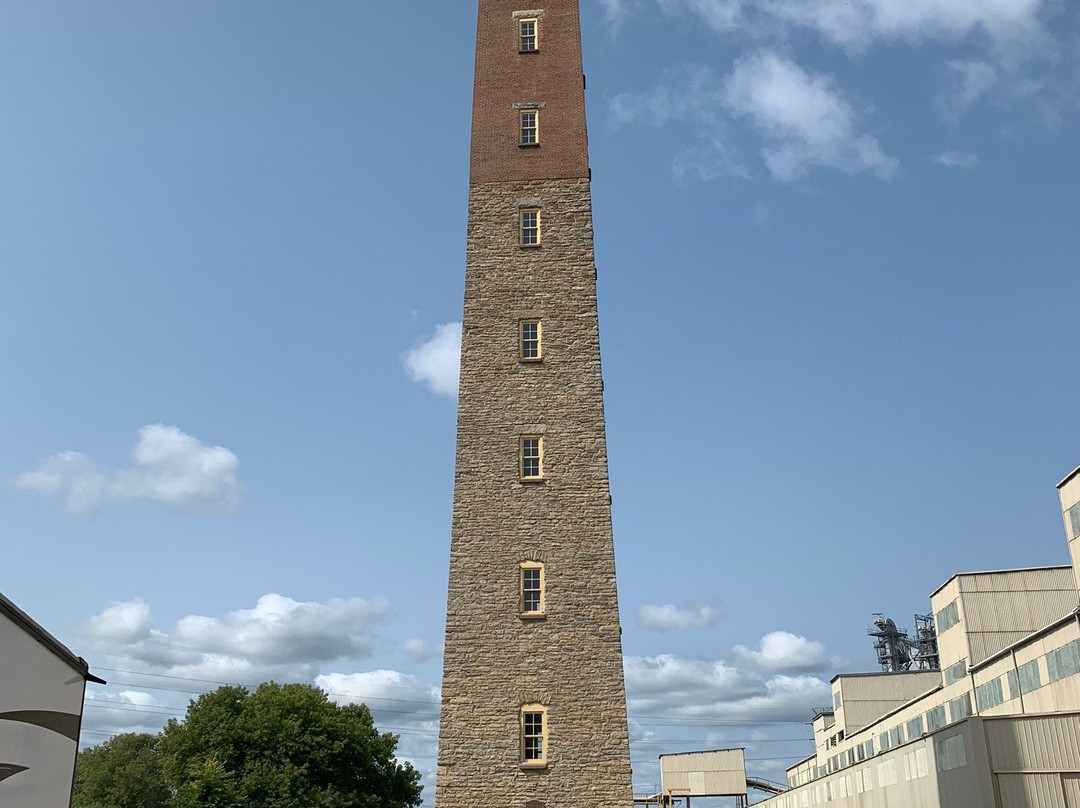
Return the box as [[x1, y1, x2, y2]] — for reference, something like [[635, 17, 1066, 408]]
[[0, 591, 104, 806], [751, 467, 1080, 807]]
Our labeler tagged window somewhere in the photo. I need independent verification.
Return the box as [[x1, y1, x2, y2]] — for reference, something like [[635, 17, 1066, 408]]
[[1047, 639, 1080, 682], [925, 705, 947, 732], [906, 715, 924, 739], [520, 562, 544, 615], [1018, 659, 1042, 694], [520, 436, 543, 479], [975, 677, 1005, 711], [521, 705, 547, 765], [833, 691, 842, 710], [1067, 502, 1080, 539], [520, 109, 539, 145], [943, 660, 967, 686], [519, 18, 538, 52], [520, 208, 540, 246], [936, 600, 960, 634], [519, 320, 541, 360], [1006, 669, 1020, 701], [948, 693, 971, 723]]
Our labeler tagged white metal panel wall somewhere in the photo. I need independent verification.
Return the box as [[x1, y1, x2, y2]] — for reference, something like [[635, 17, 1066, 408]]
[[660, 749, 746, 796], [998, 774, 1066, 808], [0, 613, 87, 808], [986, 715, 1080, 771], [1063, 775, 1080, 808]]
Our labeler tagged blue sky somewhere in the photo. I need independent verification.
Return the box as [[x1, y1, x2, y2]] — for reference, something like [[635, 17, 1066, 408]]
[[2, 0, 1078, 801]]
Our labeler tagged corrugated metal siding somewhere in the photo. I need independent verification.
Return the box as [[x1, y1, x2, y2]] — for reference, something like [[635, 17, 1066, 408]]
[[997, 774, 1066, 808], [963, 592, 1076, 633], [841, 673, 940, 703], [959, 569, 1073, 593], [1064, 776, 1080, 808], [972, 632, 1032, 664], [987, 716, 1080, 770], [660, 750, 745, 796]]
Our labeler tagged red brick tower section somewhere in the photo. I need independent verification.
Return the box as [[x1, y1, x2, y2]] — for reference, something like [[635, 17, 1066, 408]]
[[435, 2, 633, 808]]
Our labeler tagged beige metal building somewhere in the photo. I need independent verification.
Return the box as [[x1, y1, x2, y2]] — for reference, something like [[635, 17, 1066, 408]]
[[1, 592, 104, 806], [661, 749, 749, 805], [754, 467, 1080, 807]]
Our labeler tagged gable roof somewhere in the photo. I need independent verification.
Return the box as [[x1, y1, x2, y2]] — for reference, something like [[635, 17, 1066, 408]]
[[0, 592, 106, 685]]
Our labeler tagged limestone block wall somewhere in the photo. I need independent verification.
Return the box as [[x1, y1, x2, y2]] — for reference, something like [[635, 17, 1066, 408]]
[[435, 175, 632, 808]]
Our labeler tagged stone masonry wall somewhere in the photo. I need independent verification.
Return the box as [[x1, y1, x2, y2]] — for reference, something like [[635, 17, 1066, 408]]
[[435, 175, 633, 808]]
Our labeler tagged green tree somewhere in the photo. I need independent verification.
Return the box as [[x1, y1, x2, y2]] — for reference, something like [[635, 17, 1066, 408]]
[[159, 682, 423, 808], [72, 732, 171, 808]]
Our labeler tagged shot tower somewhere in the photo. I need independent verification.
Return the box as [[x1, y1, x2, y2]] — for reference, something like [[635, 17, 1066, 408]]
[[435, 3, 633, 808]]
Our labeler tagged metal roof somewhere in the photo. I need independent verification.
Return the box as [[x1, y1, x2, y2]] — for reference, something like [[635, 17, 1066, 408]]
[[929, 565, 1072, 599], [0, 591, 106, 685], [1058, 465, 1080, 489]]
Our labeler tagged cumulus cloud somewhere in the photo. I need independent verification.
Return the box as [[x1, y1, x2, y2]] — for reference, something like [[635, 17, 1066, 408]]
[[319, 670, 442, 796], [638, 602, 721, 632], [318, 669, 441, 727], [732, 631, 838, 673], [724, 50, 899, 181], [625, 653, 830, 723], [84, 594, 391, 684], [14, 425, 241, 516], [82, 689, 176, 740], [610, 55, 896, 182], [403, 638, 440, 663], [932, 150, 979, 167], [404, 322, 461, 398]]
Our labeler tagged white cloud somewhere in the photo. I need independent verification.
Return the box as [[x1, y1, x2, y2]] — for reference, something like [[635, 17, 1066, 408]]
[[404, 322, 461, 398], [610, 65, 723, 129], [625, 653, 830, 723], [319, 670, 442, 796], [83, 594, 391, 684], [733, 631, 837, 673], [940, 59, 998, 119], [403, 638, 440, 663], [82, 688, 174, 740], [318, 669, 441, 728], [598, 0, 637, 29], [673, 140, 749, 182], [611, 55, 897, 182], [656, 0, 745, 33], [638, 602, 721, 631], [724, 50, 899, 181], [14, 425, 241, 516], [932, 150, 980, 167], [656, 0, 1053, 55]]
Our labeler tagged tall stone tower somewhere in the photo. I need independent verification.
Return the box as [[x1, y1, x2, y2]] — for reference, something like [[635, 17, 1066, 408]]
[[435, 2, 633, 808]]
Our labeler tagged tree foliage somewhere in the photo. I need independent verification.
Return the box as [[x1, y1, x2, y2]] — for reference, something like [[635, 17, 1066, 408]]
[[72, 732, 170, 808], [73, 683, 423, 808]]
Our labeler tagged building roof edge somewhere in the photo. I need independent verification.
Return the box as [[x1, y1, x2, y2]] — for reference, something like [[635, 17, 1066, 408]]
[[1058, 466, 1080, 489], [929, 565, 1072, 599], [0, 592, 106, 685]]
